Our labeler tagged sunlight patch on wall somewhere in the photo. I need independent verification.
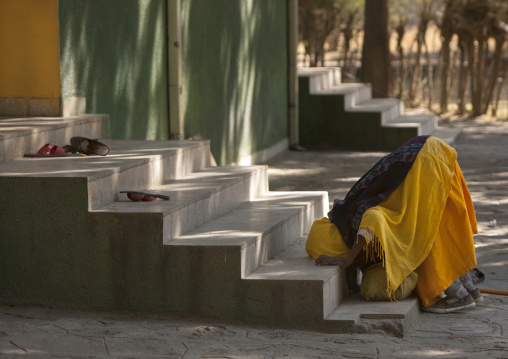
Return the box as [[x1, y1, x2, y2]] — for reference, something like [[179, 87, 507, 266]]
[[181, 0, 288, 165], [222, 0, 259, 165], [59, 0, 168, 140]]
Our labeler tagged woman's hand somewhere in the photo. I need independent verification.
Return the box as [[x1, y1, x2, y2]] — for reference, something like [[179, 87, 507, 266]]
[[314, 236, 366, 269], [314, 254, 349, 268]]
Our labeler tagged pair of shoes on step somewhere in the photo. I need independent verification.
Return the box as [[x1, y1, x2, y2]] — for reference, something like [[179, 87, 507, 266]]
[[26, 137, 110, 157], [65, 136, 110, 156], [422, 294, 476, 314]]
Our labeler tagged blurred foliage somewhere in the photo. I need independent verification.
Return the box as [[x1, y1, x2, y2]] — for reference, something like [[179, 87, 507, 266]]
[[298, 0, 363, 67], [298, 0, 508, 118]]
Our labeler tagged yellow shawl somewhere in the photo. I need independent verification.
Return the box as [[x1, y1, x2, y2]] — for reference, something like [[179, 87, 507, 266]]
[[359, 137, 477, 306], [306, 137, 478, 306]]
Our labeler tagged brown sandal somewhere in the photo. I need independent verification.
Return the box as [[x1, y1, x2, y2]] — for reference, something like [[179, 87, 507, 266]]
[[69, 136, 110, 156]]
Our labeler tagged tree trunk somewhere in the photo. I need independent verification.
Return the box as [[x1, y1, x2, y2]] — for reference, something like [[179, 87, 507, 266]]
[[424, 41, 434, 109], [492, 58, 508, 118], [448, 50, 458, 109], [468, 38, 480, 116], [456, 36, 469, 115], [438, 0, 456, 114], [342, 12, 354, 74], [360, 0, 392, 98], [440, 34, 452, 113], [471, 35, 486, 116], [395, 20, 406, 98], [315, 37, 326, 67], [481, 37, 504, 114], [409, 32, 424, 103]]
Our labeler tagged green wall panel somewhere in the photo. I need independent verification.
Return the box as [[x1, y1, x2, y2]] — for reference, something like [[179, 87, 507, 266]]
[[182, 0, 288, 165], [58, 0, 169, 140]]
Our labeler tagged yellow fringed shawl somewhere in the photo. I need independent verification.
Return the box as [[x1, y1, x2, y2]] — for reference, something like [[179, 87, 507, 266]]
[[306, 217, 350, 259], [305, 137, 478, 306], [359, 137, 478, 306]]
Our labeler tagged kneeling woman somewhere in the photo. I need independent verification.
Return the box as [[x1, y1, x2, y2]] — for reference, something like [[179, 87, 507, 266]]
[[306, 135, 481, 313]]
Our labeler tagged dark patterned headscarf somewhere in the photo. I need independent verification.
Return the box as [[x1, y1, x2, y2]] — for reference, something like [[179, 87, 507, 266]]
[[328, 135, 430, 249]]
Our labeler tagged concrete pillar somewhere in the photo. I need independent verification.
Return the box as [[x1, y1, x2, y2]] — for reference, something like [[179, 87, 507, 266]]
[[287, 0, 300, 149], [168, 0, 184, 140]]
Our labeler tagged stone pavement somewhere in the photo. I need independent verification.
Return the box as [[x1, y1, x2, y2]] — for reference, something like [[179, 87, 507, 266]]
[[1, 118, 508, 358]]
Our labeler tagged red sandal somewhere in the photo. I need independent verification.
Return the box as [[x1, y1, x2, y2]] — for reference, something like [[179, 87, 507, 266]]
[[120, 191, 170, 201], [37, 143, 66, 155]]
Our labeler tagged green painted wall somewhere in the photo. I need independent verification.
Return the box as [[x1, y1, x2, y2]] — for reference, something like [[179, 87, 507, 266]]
[[58, 0, 169, 140], [182, 0, 289, 165]]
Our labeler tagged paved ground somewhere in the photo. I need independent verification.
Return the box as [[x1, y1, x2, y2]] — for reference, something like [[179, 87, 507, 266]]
[[2, 118, 508, 358]]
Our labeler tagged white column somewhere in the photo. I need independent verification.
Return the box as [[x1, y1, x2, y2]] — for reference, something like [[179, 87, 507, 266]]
[[168, 0, 184, 140]]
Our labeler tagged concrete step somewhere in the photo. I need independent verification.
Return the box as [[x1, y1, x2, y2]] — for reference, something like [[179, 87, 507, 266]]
[[245, 235, 419, 336], [170, 191, 328, 277], [326, 293, 419, 336], [154, 191, 331, 328], [318, 83, 372, 109], [431, 127, 463, 146], [93, 165, 269, 242], [0, 139, 212, 210], [0, 114, 107, 161], [298, 67, 342, 91], [386, 113, 437, 137], [246, 236, 347, 319], [298, 68, 372, 108], [349, 98, 405, 125]]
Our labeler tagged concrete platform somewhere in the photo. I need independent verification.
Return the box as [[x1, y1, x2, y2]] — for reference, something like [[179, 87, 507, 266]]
[[0, 126, 418, 336], [3, 130, 363, 333]]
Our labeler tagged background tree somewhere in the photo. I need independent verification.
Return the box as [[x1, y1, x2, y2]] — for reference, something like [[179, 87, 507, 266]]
[[393, 16, 408, 98], [455, 0, 508, 116], [390, 0, 419, 99], [492, 61, 508, 117], [407, 0, 438, 104], [437, 0, 461, 113], [338, 1, 363, 77], [297, 0, 508, 119], [455, 30, 471, 115], [299, 0, 343, 67], [360, 0, 392, 97]]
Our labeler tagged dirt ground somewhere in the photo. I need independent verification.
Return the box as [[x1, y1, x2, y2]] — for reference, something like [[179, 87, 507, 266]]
[[1, 118, 508, 358]]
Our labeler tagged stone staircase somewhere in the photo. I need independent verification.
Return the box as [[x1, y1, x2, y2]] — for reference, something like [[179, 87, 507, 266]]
[[0, 115, 419, 336], [298, 67, 462, 150]]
